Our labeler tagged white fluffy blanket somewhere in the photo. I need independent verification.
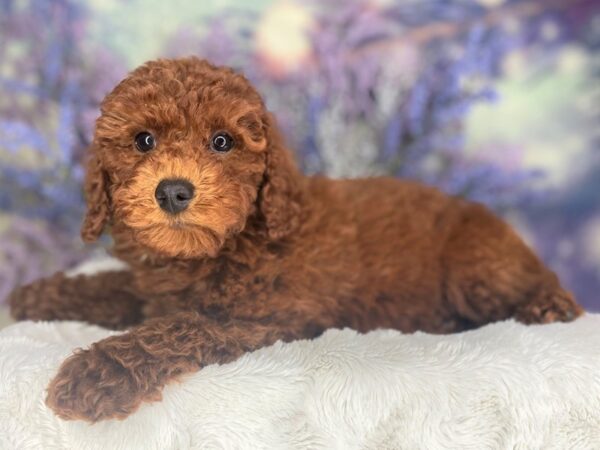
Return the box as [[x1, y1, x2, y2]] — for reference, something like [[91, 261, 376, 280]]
[[0, 316, 599, 450]]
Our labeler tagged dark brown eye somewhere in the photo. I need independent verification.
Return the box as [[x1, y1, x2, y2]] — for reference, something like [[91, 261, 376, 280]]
[[135, 132, 155, 152], [210, 131, 234, 153]]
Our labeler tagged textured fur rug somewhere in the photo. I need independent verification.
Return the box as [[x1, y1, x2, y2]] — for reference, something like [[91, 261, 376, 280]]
[[0, 316, 599, 449]]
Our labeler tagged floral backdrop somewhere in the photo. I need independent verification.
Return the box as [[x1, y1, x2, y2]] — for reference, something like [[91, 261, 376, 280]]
[[0, 0, 598, 310]]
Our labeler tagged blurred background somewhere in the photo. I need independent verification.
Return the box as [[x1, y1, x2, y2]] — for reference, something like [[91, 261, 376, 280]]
[[0, 0, 598, 311]]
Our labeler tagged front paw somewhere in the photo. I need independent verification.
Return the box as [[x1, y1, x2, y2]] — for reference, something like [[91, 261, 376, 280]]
[[45, 347, 161, 422]]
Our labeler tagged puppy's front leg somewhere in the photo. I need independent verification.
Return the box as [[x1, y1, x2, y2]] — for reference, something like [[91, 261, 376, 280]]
[[9, 270, 145, 330], [45, 311, 293, 422]]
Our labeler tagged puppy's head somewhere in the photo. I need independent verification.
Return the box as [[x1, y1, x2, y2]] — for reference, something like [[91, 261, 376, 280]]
[[82, 57, 302, 259]]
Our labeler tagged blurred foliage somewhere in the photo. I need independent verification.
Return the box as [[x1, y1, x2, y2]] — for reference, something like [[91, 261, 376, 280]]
[[0, 0, 598, 309]]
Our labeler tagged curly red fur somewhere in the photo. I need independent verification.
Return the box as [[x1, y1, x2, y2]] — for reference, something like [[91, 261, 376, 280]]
[[9, 57, 583, 422], [81, 155, 110, 242]]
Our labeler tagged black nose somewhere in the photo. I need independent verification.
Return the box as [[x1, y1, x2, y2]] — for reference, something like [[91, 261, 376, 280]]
[[155, 179, 195, 214]]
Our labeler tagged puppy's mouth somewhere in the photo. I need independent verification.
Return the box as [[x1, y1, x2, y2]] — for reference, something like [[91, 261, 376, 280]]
[[128, 220, 225, 259], [166, 220, 193, 230], [135, 219, 207, 232]]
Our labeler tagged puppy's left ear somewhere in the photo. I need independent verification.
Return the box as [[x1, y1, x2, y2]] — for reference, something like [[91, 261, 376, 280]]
[[258, 114, 304, 240], [81, 147, 111, 243]]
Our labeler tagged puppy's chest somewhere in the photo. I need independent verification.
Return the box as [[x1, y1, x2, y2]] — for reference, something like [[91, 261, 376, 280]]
[[137, 263, 283, 320]]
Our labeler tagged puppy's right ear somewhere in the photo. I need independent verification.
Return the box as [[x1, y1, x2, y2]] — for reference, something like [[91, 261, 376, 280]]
[[81, 149, 110, 243]]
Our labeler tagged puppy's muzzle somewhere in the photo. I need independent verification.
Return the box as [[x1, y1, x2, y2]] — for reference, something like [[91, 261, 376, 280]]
[[155, 179, 195, 214]]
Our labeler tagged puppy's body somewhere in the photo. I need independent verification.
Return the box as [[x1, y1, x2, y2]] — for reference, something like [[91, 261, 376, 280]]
[[116, 177, 481, 335], [9, 57, 582, 422]]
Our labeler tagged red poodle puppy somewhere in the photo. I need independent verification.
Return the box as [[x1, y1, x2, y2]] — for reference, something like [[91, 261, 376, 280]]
[[9, 57, 582, 422]]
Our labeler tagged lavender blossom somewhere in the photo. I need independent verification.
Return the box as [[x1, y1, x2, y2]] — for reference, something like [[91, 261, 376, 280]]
[[0, 0, 598, 310]]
